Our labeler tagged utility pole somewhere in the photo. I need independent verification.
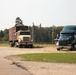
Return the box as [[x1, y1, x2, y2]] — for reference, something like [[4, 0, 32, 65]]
[[39, 23, 41, 28], [32, 22, 34, 43]]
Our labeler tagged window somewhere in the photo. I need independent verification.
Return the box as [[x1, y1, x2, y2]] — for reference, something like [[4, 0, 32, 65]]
[[63, 26, 76, 30], [20, 32, 30, 35]]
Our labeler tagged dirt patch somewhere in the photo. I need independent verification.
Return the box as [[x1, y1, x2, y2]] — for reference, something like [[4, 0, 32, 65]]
[[5, 55, 24, 61], [4, 46, 76, 75], [5, 55, 76, 75]]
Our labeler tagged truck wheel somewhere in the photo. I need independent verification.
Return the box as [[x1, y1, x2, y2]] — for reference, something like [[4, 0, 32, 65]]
[[57, 48, 60, 51], [15, 42, 18, 47], [10, 42, 14, 47], [70, 46, 73, 51], [15, 45, 18, 47], [73, 44, 76, 50], [70, 45, 74, 51], [29, 45, 33, 48], [31, 45, 33, 48], [19, 45, 22, 48]]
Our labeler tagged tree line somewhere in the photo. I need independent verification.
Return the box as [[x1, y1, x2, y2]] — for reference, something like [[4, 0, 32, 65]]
[[0, 29, 9, 42], [29, 25, 63, 43], [0, 26, 63, 43]]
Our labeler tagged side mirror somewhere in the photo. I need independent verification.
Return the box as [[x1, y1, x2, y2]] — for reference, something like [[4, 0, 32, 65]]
[[57, 34, 59, 39], [54, 34, 59, 43]]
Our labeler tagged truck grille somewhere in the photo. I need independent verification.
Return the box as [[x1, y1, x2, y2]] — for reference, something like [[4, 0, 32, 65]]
[[59, 40, 67, 46], [23, 37, 29, 42]]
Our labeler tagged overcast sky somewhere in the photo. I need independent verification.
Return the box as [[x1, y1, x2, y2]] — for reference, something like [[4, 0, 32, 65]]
[[0, 0, 76, 30]]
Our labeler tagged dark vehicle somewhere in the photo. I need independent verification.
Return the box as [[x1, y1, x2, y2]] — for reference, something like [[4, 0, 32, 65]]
[[56, 25, 76, 51]]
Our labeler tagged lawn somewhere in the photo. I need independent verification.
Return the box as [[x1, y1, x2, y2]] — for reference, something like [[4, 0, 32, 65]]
[[18, 53, 76, 63]]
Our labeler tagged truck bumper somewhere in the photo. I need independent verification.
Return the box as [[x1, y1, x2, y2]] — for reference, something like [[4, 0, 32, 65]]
[[57, 45, 72, 50], [19, 42, 33, 46]]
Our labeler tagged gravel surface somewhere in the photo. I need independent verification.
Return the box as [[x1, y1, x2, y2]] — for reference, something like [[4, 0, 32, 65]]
[[3, 46, 76, 75]]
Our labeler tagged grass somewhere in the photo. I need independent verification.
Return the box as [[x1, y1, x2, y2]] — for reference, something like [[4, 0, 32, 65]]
[[18, 53, 76, 63], [0, 44, 9, 47]]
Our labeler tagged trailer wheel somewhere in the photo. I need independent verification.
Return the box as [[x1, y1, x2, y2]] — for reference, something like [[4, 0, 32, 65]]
[[10, 42, 14, 47]]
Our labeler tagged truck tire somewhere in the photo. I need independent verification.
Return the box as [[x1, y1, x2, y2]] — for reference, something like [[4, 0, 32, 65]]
[[10, 42, 14, 47], [15, 42, 18, 47], [19, 44, 22, 48], [73, 44, 76, 50], [70, 45, 74, 51], [29, 45, 33, 48], [70, 48, 73, 51], [57, 48, 60, 51]]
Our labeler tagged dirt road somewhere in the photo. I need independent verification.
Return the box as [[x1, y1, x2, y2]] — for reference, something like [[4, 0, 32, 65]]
[[0, 46, 76, 75]]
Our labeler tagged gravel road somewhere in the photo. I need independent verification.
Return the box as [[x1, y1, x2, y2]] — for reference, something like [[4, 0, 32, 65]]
[[0, 46, 76, 75]]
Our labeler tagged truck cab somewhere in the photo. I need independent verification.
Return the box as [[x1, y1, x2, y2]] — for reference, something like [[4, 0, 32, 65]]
[[56, 25, 76, 51], [9, 25, 33, 48], [16, 30, 33, 48]]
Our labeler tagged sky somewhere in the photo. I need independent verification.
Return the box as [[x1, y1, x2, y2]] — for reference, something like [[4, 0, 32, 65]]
[[0, 0, 76, 30]]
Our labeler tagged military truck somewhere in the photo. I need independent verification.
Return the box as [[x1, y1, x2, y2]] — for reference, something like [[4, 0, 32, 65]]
[[9, 17, 33, 48], [56, 25, 76, 51]]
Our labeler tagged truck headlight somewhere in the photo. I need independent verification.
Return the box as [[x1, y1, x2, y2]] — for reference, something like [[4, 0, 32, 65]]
[[56, 42, 59, 46], [31, 40, 33, 43], [31, 39, 33, 41], [19, 39, 22, 42]]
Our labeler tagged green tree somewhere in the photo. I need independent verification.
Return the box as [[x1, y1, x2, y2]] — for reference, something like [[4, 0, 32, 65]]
[[3, 29, 9, 41], [0, 30, 4, 38]]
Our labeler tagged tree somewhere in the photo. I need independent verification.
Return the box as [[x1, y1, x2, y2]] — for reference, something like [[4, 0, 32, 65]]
[[3, 29, 9, 41], [0, 30, 4, 38]]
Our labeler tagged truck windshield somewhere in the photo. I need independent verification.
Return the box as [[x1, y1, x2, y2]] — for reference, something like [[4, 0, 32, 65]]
[[63, 26, 76, 30], [59, 34, 73, 40], [20, 32, 30, 35]]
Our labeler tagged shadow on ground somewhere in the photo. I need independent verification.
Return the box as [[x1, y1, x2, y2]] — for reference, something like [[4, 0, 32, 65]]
[[17, 45, 44, 49], [61, 49, 76, 52]]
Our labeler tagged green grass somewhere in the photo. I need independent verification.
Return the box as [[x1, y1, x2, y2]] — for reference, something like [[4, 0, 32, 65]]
[[18, 53, 76, 63]]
